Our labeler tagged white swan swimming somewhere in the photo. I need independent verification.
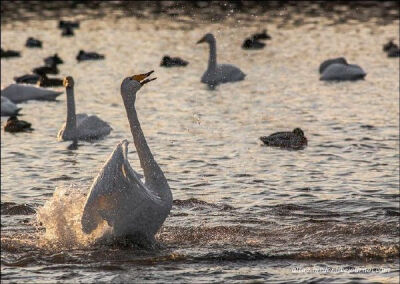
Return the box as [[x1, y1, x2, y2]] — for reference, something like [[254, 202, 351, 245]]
[[1, 96, 21, 116], [81, 71, 172, 245], [1, 84, 63, 103], [58, 77, 112, 141], [197, 33, 246, 88], [319, 58, 366, 81]]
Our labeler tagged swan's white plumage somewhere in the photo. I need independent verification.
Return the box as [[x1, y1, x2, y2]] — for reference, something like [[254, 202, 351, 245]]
[[1, 96, 21, 116], [1, 84, 62, 103], [58, 113, 112, 141], [81, 74, 172, 244], [81, 140, 171, 241], [198, 33, 245, 87], [320, 63, 366, 81], [57, 77, 112, 141]]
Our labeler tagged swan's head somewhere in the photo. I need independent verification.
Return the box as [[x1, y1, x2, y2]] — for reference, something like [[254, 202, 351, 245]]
[[293, 128, 305, 137], [197, 33, 215, 44], [63, 76, 74, 88], [121, 71, 156, 102]]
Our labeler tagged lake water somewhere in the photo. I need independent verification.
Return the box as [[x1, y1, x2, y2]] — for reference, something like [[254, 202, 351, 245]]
[[1, 8, 399, 283]]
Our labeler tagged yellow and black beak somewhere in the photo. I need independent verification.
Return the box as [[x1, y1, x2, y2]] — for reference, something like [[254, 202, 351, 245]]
[[131, 70, 157, 85], [197, 36, 206, 44]]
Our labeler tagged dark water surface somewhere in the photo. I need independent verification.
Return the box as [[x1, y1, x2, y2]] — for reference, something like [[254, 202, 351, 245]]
[[1, 5, 399, 283]]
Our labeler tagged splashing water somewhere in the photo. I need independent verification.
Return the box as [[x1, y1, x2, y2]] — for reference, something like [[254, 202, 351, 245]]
[[36, 186, 109, 250]]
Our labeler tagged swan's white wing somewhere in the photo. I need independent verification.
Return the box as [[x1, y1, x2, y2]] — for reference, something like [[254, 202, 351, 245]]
[[1, 84, 62, 103], [320, 64, 366, 81], [1, 96, 21, 116], [81, 140, 160, 234], [76, 114, 112, 140]]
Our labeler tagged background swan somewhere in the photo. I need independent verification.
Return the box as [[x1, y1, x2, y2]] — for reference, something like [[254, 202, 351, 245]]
[[81, 71, 172, 245], [58, 76, 112, 141], [1, 84, 62, 103], [320, 63, 366, 81], [1, 96, 21, 116], [319, 57, 348, 74], [197, 33, 246, 88]]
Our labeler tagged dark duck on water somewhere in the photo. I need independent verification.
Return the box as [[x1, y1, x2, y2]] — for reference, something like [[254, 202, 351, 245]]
[[260, 128, 308, 150], [4, 116, 33, 133]]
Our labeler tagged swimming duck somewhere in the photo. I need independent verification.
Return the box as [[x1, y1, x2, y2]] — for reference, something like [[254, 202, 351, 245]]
[[14, 74, 41, 84], [4, 116, 33, 133], [242, 38, 266, 50], [197, 33, 246, 88], [44, 53, 64, 66], [1, 84, 62, 103], [1, 48, 20, 58], [76, 50, 105, 62], [260, 128, 307, 150], [37, 74, 64, 87], [25, 37, 42, 48], [319, 58, 366, 81], [32, 63, 59, 76], [58, 20, 80, 29], [251, 29, 272, 41], [61, 26, 74, 37], [1, 97, 21, 117], [160, 55, 188, 67], [383, 40, 397, 52], [387, 46, 400, 57]]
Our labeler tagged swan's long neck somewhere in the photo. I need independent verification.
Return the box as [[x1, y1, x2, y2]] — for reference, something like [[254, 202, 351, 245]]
[[207, 38, 217, 71], [65, 86, 77, 139], [123, 97, 168, 192]]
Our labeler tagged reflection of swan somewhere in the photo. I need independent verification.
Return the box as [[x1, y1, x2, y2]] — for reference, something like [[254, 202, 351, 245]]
[[197, 33, 245, 88], [1, 84, 62, 103], [81, 71, 172, 245], [58, 77, 112, 141], [319, 58, 366, 81], [260, 128, 307, 150], [1, 96, 21, 116]]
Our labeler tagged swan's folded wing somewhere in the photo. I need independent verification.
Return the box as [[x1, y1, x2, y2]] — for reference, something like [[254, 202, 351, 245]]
[[81, 140, 157, 234], [76, 114, 112, 140]]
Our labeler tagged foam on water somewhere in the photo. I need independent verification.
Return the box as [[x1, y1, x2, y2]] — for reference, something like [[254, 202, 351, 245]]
[[36, 185, 109, 249]]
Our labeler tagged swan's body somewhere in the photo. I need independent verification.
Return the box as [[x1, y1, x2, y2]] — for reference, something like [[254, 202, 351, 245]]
[[320, 63, 366, 81], [251, 29, 272, 41], [81, 72, 172, 244], [1, 84, 62, 103], [38, 75, 63, 87], [197, 33, 245, 88], [319, 57, 348, 74], [260, 128, 307, 150], [58, 77, 112, 141], [33, 63, 59, 75], [1, 96, 21, 116]]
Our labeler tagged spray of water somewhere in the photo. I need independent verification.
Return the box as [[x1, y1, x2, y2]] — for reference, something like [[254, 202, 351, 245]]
[[36, 185, 109, 250]]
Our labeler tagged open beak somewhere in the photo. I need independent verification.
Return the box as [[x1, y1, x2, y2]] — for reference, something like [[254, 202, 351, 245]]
[[197, 37, 205, 44], [131, 70, 157, 85]]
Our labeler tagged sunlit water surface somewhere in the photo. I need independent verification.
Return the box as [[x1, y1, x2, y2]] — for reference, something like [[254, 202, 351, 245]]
[[1, 13, 399, 283]]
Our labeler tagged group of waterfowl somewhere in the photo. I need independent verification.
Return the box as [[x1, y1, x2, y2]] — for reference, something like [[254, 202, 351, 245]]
[[1, 21, 398, 245]]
